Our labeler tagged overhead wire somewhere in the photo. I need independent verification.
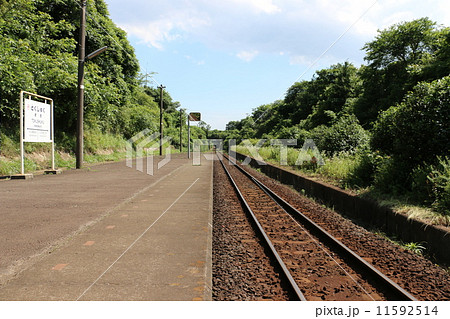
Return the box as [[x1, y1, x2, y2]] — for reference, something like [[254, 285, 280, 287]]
[[73, 0, 378, 119], [253, 0, 379, 124]]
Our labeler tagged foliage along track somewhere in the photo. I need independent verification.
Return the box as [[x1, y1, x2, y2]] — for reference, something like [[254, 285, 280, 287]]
[[212, 155, 450, 301], [239, 158, 450, 300]]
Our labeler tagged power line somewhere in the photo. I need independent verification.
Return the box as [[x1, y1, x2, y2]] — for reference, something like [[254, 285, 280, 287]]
[[284, 0, 378, 96], [254, 0, 379, 124]]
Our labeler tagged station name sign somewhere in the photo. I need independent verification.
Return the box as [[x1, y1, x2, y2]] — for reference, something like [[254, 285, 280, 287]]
[[24, 99, 52, 143], [189, 112, 201, 122]]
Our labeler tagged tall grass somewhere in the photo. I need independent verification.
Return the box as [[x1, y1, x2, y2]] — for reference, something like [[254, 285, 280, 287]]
[[0, 128, 129, 175], [0, 127, 187, 175], [236, 144, 355, 183], [233, 144, 448, 225], [84, 128, 127, 154]]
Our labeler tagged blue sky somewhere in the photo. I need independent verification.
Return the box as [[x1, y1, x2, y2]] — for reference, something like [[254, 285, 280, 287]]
[[103, 0, 449, 130]]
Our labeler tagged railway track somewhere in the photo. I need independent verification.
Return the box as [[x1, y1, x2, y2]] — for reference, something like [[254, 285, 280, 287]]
[[216, 153, 417, 301]]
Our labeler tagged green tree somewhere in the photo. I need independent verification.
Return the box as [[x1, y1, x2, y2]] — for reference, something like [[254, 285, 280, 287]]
[[307, 62, 358, 128], [280, 80, 317, 124], [412, 27, 450, 82], [0, 0, 78, 130], [0, 0, 142, 136], [0, 0, 196, 155], [372, 75, 450, 168], [355, 18, 442, 125], [280, 63, 358, 129]]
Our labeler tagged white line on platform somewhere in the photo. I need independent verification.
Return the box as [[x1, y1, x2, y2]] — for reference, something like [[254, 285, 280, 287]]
[[76, 177, 200, 301]]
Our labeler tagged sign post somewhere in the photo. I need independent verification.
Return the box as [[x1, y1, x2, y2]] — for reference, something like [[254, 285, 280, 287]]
[[188, 112, 201, 159], [17, 91, 59, 179]]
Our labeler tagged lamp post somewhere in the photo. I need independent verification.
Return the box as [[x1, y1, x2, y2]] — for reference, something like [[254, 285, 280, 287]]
[[76, 0, 107, 169]]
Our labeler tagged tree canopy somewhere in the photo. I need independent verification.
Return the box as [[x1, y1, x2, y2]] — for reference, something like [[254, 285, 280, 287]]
[[223, 18, 450, 204], [0, 0, 205, 149], [225, 18, 449, 148]]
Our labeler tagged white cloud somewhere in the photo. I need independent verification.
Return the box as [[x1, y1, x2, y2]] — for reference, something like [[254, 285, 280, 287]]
[[228, 0, 281, 14], [121, 20, 175, 50], [107, 0, 450, 61], [236, 50, 259, 62], [185, 55, 206, 65], [117, 6, 210, 50], [438, 1, 450, 25], [289, 55, 314, 66]]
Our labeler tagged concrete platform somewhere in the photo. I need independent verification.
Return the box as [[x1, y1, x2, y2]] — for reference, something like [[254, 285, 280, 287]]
[[0, 154, 213, 301]]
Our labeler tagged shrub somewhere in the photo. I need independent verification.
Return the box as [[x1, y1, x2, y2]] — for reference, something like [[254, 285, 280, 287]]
[[373, 156, 412, 195], [342, 149, 378, 188], [275, 126, 310, 145], [0, 131, 19, 157], [372, 76, 450, 169], [370, 76, 450, 199], [308, 125, 329, 152], [310, 115, 370, 156], [120, 104, 158, 139], [428, 157, 450, 214], [411, 164, 434, 204]]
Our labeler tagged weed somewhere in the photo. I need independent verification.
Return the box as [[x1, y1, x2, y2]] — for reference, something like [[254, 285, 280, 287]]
[[404, 242, 426, 255]]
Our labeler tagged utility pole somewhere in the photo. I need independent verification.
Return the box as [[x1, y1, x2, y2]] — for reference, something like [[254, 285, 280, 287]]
[[188, 117, 191, 159], [159, 85, 166, 156], [75, 2, 107, 169], [179, 109, 184, 152], [76, 0, 87, 169]]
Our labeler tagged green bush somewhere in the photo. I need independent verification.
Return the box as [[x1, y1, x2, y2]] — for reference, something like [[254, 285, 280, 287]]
[[310, 115, 369, 156], [55, 131, 76, 153], [372, 76, 450, 169], [275, 126, 310, 144], [428, 157, 450, 214], [308, 125, 329, 152], [373, 156, 412, 195], [411, 164, 434, 204], [119, 104, 159, 139], [342, 149, 378, 188], [0, 131, 19, 157]]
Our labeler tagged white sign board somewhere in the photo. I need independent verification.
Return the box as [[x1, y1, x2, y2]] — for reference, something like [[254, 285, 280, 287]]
[[19, 91, 55, 175], [24, 99, 52, 142]]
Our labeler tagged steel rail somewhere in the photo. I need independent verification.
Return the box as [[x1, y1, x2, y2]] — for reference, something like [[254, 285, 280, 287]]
[[224, 153, 418, 301], [218, 155, 307, 301]]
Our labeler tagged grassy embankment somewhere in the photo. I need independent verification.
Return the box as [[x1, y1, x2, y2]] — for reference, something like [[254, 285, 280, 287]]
[[234, 145, 450, 228], [0, 129, 181, 176]]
